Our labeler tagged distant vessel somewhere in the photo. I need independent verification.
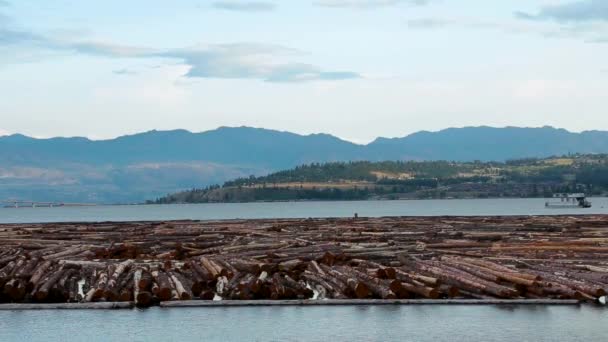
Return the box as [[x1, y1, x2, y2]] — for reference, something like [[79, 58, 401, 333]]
[[545, 193, 592, 209]]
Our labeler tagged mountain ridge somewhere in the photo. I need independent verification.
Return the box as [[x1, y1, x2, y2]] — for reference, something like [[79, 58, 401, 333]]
[[2, 125, 602, 144], [2, 125, 608, 203]]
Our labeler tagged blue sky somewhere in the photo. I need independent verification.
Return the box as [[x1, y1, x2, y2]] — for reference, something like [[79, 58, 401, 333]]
[[1, 0, 607, 142]]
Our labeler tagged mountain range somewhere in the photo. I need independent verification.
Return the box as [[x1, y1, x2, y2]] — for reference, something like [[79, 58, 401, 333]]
[[2, 125, 608, 203]]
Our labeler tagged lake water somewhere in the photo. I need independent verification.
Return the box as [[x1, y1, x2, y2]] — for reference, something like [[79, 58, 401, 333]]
[[1, 197, 608, 224], [2, 198, 607, 341], [1, 305, 607, 342]]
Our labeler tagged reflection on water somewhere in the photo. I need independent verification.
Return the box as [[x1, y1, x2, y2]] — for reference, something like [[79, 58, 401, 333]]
[[1, 197, 608, 223], [0, 305, 606, 342]]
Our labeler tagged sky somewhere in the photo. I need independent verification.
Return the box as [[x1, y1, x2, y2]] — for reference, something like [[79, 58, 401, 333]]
[[0, 0, 607, 143]]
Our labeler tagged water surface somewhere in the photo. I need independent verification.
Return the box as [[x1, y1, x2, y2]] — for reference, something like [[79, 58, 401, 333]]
[[1, 197, 607, 223], [1, 305, 606, 342], [2, 199, 607, 341]]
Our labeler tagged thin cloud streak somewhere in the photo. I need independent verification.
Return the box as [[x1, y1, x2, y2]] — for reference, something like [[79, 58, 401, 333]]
[[408, 16, 608, 43], [515, 0, 608, 23], [212, 1, 277, 12], [113, 69, 138, 75], [315, 0, 429, 9]]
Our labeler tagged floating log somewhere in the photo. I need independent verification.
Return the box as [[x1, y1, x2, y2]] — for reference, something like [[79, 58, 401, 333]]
[[1, 215, 608, 306], [35, 267, 66, 301], [152, 270, 172, 301]]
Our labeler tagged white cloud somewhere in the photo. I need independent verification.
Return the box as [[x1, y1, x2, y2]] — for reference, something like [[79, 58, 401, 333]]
[[0, 21, 360, 82], [161, 43, 361, 82]]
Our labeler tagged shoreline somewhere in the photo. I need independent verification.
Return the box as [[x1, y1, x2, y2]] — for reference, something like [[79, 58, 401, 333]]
[[2, 196, 606, 208]]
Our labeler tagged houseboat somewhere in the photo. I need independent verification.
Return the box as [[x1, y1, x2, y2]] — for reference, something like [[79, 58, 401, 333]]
[[545, 193, 592, 208]]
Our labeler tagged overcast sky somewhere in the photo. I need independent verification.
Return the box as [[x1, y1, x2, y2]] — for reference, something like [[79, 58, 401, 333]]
[[1, 0, 607, 143]]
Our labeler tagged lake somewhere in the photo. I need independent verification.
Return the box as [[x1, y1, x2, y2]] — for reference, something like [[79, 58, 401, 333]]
[[1, 197, 608, 223], [1, 305, 607, 342], [2, 198, 607, 341]]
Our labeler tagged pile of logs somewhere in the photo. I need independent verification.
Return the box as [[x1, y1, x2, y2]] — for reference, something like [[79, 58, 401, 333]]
[[1, 215, 608, 306]]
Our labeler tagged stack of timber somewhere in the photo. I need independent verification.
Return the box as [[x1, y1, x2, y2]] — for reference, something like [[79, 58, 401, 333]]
[[1, 215, 608, 307]]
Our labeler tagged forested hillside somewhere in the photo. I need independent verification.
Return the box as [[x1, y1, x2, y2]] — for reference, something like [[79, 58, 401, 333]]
[[154, 154, 608, 203]]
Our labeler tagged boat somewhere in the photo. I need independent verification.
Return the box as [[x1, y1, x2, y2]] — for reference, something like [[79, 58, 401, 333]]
[[545, 193, 592, 209]]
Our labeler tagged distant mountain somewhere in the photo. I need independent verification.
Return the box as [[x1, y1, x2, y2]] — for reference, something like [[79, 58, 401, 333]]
[[0, 127, 362, 169], [367, 126, 608, 161], [2, 126, 608, 203]]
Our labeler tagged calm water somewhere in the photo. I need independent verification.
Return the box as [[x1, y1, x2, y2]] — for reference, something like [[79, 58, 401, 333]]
[[2, 199, 607, 341], [1, 197, 608, 223], [1, 305, 607, 342]]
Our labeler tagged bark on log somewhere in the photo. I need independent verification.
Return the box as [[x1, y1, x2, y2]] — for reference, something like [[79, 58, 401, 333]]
[[152, 270, 173, 301], [36, 267, 66, 301]]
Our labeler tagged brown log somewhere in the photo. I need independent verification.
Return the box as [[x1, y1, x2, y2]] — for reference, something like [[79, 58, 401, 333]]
[[302, 271, 347, 299], [119, 278, 134, 302], [442, 259, 501, 283], [35, 267, 66, 301], [279, 259, 306, 272], [152, 270, 173, 301], [437, 284, 460, 298], [229, 259, 261, 275], [136, 291, 153, 306], [534, 271, 605, 298], [109, 260, 134, 289], [308, 260, 325, 275], [336, 266, 396, 299], [412, 261, 518, 298], [15, 258, 40, 279], [54, 269, 78, 301], [0, 261, 16, 281], [138, 270, 153, 291], [44, 246, 90, 260], [9, 258, 26, 277], [389, 276, 439, 299], [200, 257, 221, 279], [321, 266, 369, 298], [395, 269, 440, 287], [353, 259, 396, 279], [461, 258, 541, 281], [27, 260, 53, 290], [92, 269, 109, 300], [0, 255, 18, 268], [170, 272, 193, 300], [4, 279, 26, 301], [199, 290, 215, 300], [190, 260, 212, 282], [67, 276, 79, 302], [213, 259, 236, 279]]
